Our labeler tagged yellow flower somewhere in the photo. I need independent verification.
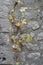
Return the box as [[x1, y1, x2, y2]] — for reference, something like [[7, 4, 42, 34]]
[[9, 15, 14, 22], [15, 22, 21, 28], [12, 44, 21, 52], [9, 35, 15, 41], [8, 9, 15, 14], [12, 44, 18, 50], [18, 39, 22, 44], [10, 9, 15, 13]]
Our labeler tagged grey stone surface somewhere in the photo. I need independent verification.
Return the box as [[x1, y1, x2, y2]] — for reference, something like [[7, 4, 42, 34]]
[[0, 0, 43, 65]]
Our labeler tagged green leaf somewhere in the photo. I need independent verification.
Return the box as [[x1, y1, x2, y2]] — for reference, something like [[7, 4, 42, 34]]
[[16, 62, 19, 65], [24, 34, 32, 42]]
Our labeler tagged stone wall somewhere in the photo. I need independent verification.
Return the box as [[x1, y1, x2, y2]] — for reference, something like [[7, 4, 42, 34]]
[[0, 0, 43, 65]]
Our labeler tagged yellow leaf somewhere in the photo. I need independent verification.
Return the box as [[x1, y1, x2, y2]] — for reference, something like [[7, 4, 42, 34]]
[[21, 19, 28, 24]]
